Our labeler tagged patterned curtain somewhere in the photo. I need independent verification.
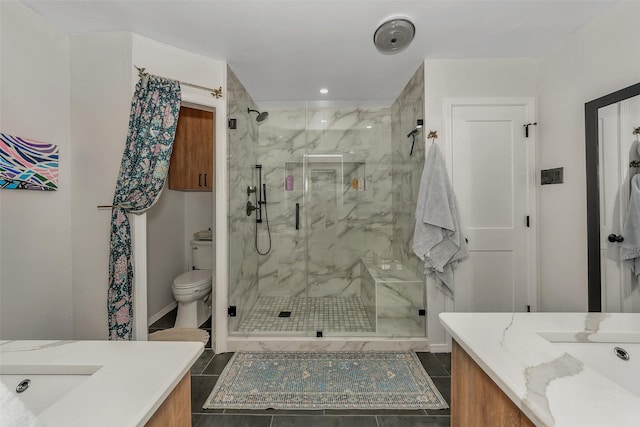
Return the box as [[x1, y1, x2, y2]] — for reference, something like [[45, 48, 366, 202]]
[[108, 75, 181, 340]]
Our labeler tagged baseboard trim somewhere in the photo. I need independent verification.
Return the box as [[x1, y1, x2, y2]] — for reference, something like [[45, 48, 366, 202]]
[[225, 337, 430, 353], [148, 301, 177, 326], [429, 343, 451, 353]]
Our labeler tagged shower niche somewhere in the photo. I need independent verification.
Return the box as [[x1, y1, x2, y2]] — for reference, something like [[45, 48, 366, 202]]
[[283, 156, 368, 233], [284, 158, 366, 193]]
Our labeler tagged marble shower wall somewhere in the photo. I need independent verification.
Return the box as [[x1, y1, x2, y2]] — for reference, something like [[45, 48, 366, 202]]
[[227, 67, 260, 332], [255, 105, 395, 298], [391, 64, 425, 281]]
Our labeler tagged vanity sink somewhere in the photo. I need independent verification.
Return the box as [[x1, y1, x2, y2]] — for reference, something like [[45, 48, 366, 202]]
[[0, 340, 202, 426], [551, 342, 640, 398], [440, 312, 640, 426], [1, 373, 92, 415]]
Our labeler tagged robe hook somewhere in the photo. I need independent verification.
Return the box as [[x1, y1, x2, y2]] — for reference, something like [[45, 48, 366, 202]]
[[427, 130, 438, 144]]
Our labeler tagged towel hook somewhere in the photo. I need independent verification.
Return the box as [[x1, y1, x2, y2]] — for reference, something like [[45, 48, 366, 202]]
[[427, 130, 438, 144]]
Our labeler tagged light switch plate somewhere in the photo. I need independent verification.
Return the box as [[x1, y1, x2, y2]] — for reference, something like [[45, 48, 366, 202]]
[[541, 167, 563, 185]]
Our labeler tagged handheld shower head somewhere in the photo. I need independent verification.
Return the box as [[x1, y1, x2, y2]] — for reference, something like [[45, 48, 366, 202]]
[[407, 128, 419, 138], [248, 108, 269, 122]]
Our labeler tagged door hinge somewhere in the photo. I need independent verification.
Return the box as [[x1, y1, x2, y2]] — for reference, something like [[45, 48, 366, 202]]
[[228, 306, 237, 317], [526, 215, 530, 228]]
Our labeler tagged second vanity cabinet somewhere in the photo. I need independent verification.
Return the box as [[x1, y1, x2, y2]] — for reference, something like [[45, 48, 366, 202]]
[[169, 106, 215, 191], [452, 340, 534, 426]]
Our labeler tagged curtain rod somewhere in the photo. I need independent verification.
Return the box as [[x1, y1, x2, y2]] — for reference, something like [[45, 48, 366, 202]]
[[135, 66, 223, 99]]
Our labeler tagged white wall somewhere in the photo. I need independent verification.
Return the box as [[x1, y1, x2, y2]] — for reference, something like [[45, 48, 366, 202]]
[[146, 188, 185, 319], [70, 33, 133, 339], [537, 1, 640, 312], [423, 58, 537, 347], [131, 35, 225, 95], [146, 190, 213, 321], [0, 2, 73, 339], [184, 192, 214, 270]]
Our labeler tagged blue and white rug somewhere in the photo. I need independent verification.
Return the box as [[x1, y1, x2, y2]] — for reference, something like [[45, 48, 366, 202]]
[[203, 351, 449, 410]]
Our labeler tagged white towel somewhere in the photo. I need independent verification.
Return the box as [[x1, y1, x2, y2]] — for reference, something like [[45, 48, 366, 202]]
[[412, 143, 468, 297], [621, 174, 640, 276]]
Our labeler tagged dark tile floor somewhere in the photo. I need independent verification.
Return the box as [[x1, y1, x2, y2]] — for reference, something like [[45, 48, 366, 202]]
[[189, 351, 452, 427]]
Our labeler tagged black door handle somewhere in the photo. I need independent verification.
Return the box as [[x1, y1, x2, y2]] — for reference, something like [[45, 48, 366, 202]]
[[608, 234, 624, 243], [198, 173, 202, 187], [204, 173, 207, 187], [295, 203, 300, 230]]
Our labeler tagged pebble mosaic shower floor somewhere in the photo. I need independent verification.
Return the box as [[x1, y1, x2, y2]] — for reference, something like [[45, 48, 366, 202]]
[[236, 296, 374, 333]]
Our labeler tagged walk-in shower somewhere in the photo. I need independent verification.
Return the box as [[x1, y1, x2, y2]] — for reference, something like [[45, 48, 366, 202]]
[[227, 65, 426, 339]]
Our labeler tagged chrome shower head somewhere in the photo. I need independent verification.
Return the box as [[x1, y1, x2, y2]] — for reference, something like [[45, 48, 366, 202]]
[[248, 108, 269, 122]]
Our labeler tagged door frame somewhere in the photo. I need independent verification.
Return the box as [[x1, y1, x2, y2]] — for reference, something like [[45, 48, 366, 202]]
[[585, 82, 640, 312], [443, 97, 538, 312], [132, 84, 227, 346]]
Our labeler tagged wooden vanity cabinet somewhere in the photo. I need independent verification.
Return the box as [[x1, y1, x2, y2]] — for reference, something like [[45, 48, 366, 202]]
[[452, 340, 534, 427], [169, 106, 214, 191], [145, 373, 191, 427]]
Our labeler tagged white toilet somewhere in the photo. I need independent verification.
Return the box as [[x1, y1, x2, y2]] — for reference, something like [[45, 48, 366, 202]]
[[172, 240, 213, 328]]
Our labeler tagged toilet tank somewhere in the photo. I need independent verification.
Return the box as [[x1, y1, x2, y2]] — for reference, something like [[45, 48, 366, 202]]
[[191, 240, 213, 270]]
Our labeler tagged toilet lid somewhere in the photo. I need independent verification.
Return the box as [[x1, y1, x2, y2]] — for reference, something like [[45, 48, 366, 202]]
[[173, 269, 211, 288]]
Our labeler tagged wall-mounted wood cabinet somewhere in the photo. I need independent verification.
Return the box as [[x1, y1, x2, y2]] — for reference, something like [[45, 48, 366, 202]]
[[169, 106, 214, 191]]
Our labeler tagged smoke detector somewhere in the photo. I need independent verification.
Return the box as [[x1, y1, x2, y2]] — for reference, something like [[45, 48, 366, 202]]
[[373, 18, 415, 54]]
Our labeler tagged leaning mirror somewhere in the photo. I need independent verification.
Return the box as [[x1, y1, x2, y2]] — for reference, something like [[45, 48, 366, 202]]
[[586, 82, 640, 312]]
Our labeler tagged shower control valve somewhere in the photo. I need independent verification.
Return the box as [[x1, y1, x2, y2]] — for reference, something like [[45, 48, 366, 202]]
[[247, 185, 257, 196], [246, 200, 258, 216]]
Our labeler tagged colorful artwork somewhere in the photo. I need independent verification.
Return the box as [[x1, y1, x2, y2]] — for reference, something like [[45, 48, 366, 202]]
[[0, 133, 59, 191]]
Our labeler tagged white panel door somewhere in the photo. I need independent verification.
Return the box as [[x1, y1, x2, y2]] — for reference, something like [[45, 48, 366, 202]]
[[446, 100, 535, 313], [599, 96, 640, 313]]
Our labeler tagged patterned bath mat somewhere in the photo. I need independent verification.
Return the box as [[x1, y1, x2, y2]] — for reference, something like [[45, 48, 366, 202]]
[[203, 351, 449, 410]]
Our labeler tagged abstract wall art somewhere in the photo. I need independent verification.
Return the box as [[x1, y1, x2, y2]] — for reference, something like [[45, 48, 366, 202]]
[[0, 133, 59, 191]]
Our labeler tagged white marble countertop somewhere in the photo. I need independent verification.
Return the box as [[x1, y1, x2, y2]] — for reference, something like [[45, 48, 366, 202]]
[[0, 340, 203, 427], [439, 312, 640, 427]]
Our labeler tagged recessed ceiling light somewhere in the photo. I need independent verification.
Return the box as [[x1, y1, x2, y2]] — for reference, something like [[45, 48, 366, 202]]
[[321, 119, 327, 123], [319, 88, 329, 95], [366, 125, 373, 129]]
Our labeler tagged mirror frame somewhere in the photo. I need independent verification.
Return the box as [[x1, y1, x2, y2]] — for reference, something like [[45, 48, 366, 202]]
[[586, 82, 640, 312]]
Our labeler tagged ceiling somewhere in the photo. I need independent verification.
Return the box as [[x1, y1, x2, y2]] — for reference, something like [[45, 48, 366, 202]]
[[23, 0, 613, 103]]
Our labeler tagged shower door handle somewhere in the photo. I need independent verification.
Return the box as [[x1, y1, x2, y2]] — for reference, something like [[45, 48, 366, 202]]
[[295, 203, 300, 230]]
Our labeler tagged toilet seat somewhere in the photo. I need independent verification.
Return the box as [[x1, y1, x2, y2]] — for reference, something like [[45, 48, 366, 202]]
[[173, 269, 212, 289]]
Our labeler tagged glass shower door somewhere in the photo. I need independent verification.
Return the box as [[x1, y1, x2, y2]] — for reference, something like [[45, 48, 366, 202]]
[[302, 153, 372, 337], [300, 100, 427, 338]]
